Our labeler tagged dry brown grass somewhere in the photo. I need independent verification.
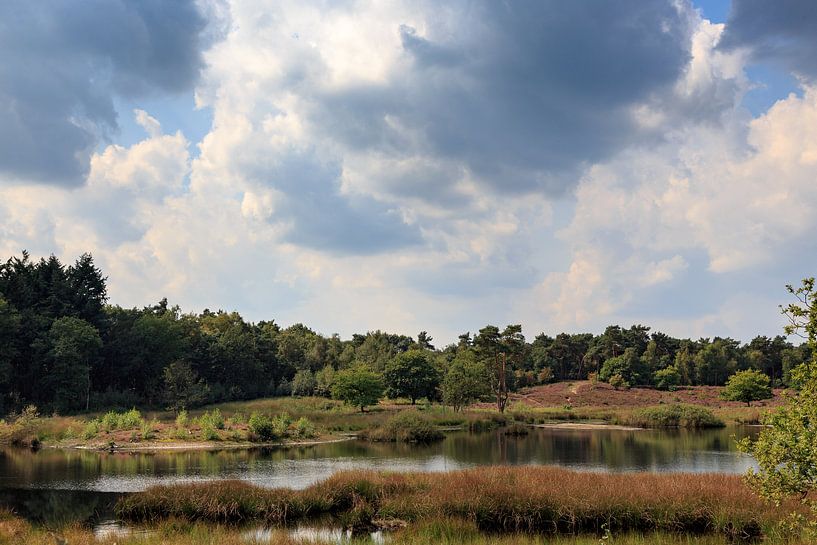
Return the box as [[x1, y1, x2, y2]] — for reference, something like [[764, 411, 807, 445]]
[[117, 467, 789, 540]]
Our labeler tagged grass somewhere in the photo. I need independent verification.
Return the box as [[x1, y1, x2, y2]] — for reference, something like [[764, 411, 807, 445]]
[[358, 411, 444, 442], [622, 405, 724, 429], [115, 466, 797, 540]]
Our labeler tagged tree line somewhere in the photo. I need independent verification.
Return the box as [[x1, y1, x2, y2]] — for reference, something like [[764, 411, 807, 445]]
[[0, 251, 809, 415]]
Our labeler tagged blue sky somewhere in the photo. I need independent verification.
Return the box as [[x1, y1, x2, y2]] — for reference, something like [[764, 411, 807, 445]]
[[2, 0, 817, 344]]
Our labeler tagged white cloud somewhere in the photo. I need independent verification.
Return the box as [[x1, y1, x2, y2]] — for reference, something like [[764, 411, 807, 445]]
[[2, 3, 815, 345]]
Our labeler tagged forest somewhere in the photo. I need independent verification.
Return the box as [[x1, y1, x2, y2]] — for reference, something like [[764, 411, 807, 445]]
[[0, 251, 809, 415]]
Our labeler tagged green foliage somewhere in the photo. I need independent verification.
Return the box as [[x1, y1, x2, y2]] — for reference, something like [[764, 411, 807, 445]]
[[197, 409, 225, 430], [331, 366, 383, 412], [629, 404, 724, 429], [599, 348, 640, 385], [163, 360, 208, 414], [314, 365, 336, 397], [738, 278, 817, 537], [383, 349, 440, 404], [654, 366, 681, 391], [175, 410, 188, 429], [272, 413, 292, 437], [608, 374, 629, 390], [82, 419, 100, 440], [44, 316, 102, 413], [441, 352, 490, 411], [721, 369, 773, 406], [100, 408, 144, 431], [248, 412, 277, 442], [291, 369, 316, 397], [141, 419, 158, 441], [293, 417, 316, 439]]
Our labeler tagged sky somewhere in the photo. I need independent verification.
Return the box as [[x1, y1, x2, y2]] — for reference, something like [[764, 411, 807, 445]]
[[2, 0, 817, 344]]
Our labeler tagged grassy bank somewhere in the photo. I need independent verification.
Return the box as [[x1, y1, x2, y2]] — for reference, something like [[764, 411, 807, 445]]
[[116, 467, 793, 540]]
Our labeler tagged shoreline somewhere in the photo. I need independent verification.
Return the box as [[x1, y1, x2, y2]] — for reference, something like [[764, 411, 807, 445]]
[[534, 422, 644, 431], [48, 435, 356, 453]]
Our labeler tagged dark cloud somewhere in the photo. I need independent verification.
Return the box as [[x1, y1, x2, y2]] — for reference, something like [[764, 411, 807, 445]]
[[719, 0, 817, 79], [0, 0, 208, 186], [316, 0, 694, 196], [248, 152, 421, 255]]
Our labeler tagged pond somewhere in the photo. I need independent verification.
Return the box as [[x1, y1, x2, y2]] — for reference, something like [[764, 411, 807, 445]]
[[0, 425, 758, 526]]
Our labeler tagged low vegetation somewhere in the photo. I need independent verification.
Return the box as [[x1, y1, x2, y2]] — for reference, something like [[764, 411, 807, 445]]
[[624, 404, 724, 429], [116, 467, 795, 540], [359, 411, 444, 442]]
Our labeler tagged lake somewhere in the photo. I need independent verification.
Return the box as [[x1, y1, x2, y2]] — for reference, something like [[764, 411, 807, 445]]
[[0, 425, 758, 525]]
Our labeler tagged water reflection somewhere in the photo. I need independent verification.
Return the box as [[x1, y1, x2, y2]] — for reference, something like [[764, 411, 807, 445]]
[[247, 525, 385, 544], [0, 426, 757, 496]]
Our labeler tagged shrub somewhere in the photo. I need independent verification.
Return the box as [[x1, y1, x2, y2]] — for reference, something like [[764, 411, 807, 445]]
[[198, 409, 225, 430], [201, 422, 219, 441], [721, 369, 773, 406], [468, 413, 508, 432], [248, 412, 277, 442], [82, 420, 100, 440], [628, 404, 724, 429], [654, 366, 681, 391], [141, 419, 158, 441], [229, 412, 247, 425], [362, 411, 444, 443], [101, 409, 143, 431], [293, 417, 316, 439], [175, 410, 188, 429], [272, 413, 292, 437], [503, 423, 529, 436], [609, 374, 630, 390]]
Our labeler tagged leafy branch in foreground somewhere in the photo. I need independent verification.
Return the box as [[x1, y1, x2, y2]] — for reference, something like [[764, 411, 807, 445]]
[[739, 278, 817, 537]]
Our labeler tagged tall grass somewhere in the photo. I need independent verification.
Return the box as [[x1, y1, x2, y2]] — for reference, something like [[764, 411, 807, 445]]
[[359, 412, 444, 442], [624, 404, 724, 429], [116, 467, 792, 540]]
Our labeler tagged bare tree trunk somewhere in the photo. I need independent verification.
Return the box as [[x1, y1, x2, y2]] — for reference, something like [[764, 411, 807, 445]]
[[497, 352, 508, 413]]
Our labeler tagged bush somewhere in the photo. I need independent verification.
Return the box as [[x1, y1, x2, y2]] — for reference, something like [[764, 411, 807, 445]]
[[198, 409, 225, 430], [175, 410, 188, 429], [100, 409, 143, 431], [654, 366, 681, 391], [362, 411, 444, 443], [293, 417, 316, 439], [82, 420, 100, 439], [248, 412, 277, 442], [628, 404, 724, 429], [141, 419, 158, 441], [272, 413, 292, 437], [609, 374, 630, 390], [503, 423, 530, 436]]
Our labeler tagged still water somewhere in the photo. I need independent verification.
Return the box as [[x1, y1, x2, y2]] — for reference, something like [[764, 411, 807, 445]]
[[0, 426, 757, 525]]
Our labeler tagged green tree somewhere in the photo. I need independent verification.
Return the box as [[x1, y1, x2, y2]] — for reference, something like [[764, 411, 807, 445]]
[[0, 297, 20, 412], [44, 317, 102, 413], [738, 278, 817, 535], [331, 366, 383, 412], [441, 351, 490, 411], [163, 360, 208, 414], [383, 349, 440, 404], [314, 365, 336, 397], [721, 369, 773, 406], [291, 369, 316, 396], [599, 347, 640, 384], [654, 366, 681, 391]]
